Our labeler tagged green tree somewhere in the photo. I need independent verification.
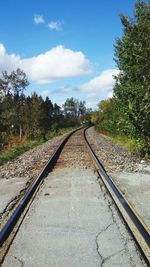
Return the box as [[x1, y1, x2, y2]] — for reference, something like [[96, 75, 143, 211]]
[[78, 100, 86, 117], [62, 98, 87, 126], [114, 0, 150, 154], [0, 69, 29, 97], [97, 98, 133, 136], [63, 98, 86, 118], [29, 92, 43, 137], [63, 97, 78, 117], [52, 103, 63, 131], [38, 97, 53, 138], [0, 69, 29, 141]]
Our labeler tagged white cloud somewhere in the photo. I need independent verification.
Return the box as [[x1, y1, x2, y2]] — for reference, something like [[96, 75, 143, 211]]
[[0, 44, 21, 73], [79, 69, 119, 93], [34, 14, 45, 24], [107, 91, 113, 98], [41, 89, 49, 97], [48, 21, 63, 31], [0, 43, 91, 84], [52, 86, 72, 94], [0, 43, 5, 55], [78, 69, 120, 109]]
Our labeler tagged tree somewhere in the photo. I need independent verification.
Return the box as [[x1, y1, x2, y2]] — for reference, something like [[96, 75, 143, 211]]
[[38, 97, 53, 137], [63, 98, 86, 118], [63, 97, 78, 117], [62, 98, 87, 126], [97, 98, 133, 136], [0, 69, 29, 140], [114, 0, 150, 154], [78, 100, 86, 117], [51, 103, 63, 131], [29, 92, 43, 137], [0, 68, 29, 97]]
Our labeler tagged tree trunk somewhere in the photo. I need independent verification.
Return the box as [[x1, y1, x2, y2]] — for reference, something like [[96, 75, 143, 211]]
[[19, 125, 22, 139]]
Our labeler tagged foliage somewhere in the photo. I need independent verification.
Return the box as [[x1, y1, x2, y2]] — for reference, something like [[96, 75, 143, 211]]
[[97, 98, 135, 136], [113, 0, 150, 155], [63, 97, 86, 117], [0, 68, 29, 97], [0, 89, 63, 147], [0, 139, 43, 165], [0, 127, 77, 165], [101, 132, 146, 156], [0, 71, 89, 153], [0, 69, 29, 145], [62, 97, 87, 126], [93, 1, 150, 157]]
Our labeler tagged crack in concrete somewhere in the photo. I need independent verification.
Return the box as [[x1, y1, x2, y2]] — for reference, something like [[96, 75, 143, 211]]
[[98, 180, 131, 256], [0, 196, 18, 221], [98, 177, 146, 266], [101, 248, 125, 266], [13, 255, 24, 267], [95, 223, 114, 266], [98, 178, 126, 237], [106, 200, 135, 265], [0, 179, 31, 224], [95, 223, 125, 266]]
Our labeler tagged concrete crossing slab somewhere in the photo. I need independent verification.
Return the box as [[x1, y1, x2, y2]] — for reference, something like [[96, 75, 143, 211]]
[[2, 167, 146, 267]]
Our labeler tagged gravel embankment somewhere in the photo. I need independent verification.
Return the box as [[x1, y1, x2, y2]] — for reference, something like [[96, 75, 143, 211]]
[[1, 127, 149, 181], [0, 132, 71, 181], [0, 131, 76, 224], [86, 127, 150, 174]]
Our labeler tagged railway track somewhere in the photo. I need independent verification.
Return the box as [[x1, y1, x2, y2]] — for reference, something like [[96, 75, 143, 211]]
[[0, 127, 149, 265]]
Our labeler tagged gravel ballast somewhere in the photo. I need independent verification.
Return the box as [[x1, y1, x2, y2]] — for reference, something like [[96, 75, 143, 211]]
[[86, 127, 150, 228], [0, 131, 73, 223], [0, 127, 148, 265], [86, 127, 150, 174], [0, 127, 149, 228], [0, 132, 70, 181]]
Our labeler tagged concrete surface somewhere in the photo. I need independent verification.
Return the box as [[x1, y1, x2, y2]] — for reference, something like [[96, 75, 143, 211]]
[[111, 172, 150, 228], [2, 167, 145, 267], [0, 177, 28, 216]]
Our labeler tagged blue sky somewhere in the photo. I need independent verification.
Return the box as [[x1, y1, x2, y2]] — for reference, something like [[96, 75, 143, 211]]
[[0, 0, 137, 108]]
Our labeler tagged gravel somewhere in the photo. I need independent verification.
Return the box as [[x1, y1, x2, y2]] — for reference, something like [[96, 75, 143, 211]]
[[2, 127, 149, 182], [0, 132, 71, 181], [0, 127, 149, 265], [86, 127, 150, 175], [1, 127, 149, 226], [0, 132, 75, 224], [55, 128, 93, 169]]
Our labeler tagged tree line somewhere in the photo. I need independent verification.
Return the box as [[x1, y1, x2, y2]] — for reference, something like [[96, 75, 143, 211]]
[[0, 69, 88, 149], [92, 0, 150, 156]]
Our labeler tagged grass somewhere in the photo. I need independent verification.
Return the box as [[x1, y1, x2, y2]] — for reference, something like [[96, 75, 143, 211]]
[[108, 135, 141, 154], [0, 139, 44, 166], [97, 129, 144, 156], [0, 127, 77, 166]]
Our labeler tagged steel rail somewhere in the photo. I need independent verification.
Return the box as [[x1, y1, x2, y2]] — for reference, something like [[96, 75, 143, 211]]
[[0, 127, 83, 247], [84, 129, 150, 252]]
